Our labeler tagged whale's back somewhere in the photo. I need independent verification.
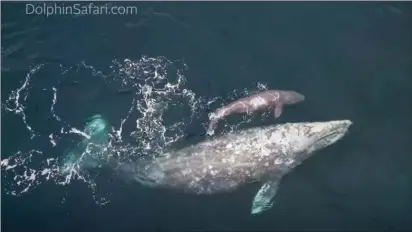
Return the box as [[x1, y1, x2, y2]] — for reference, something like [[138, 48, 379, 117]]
[[127, 120, 352, 194], [138, 125, 292, 194]]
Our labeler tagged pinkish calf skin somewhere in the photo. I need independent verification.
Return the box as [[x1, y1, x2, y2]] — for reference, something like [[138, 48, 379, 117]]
[[207, 90, 305, 135]]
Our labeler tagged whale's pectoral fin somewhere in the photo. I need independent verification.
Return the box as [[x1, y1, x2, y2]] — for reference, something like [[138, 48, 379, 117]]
[[273, 103, 283, 118], [251, 179, 280, 215]]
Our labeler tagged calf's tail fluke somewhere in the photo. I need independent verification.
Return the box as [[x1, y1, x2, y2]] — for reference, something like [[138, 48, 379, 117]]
[[206, 110, 225, 136], [206, 119, 218, 136]]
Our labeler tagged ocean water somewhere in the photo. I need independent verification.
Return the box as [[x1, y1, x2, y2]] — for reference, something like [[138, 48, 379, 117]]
[[1, 2, 412, 231]]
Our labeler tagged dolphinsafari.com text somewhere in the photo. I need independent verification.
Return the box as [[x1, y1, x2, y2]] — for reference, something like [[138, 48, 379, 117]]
[[26, 3, 138, 17]]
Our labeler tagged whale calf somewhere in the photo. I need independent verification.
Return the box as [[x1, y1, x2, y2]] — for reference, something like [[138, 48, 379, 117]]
[[207, 90, 305, 135], [107, 119, 352, 215]]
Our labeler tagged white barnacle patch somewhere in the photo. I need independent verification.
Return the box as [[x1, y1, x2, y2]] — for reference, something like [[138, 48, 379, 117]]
[[285, 158, 294, 165], [252, 141, 259, 148], [250, 96, 267, 107], [208, 165, 213, 169], [273, 91, 280, 100], [260, 147, 271, 157], [274, 158, 283, 165], [264, 162, 269, 167], [308, 123, 330, 134], [270, 131, 283, 142], [239, 137, 246, 144], [226, 143, 233, 149], [181, 169, 191, 176], [189, 180, 197, 188]]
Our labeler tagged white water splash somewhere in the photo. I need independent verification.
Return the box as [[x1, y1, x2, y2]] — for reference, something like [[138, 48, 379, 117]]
[[2, 64, 44, 139], [1, 55, 267, 204], [1, 56, 206, 203]]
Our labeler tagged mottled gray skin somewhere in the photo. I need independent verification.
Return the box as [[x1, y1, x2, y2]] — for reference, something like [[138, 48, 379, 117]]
[[112, 120, 352, 196], [207, 90, 305, 135]]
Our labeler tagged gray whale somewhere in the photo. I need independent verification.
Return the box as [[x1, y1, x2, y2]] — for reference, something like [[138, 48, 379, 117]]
[[207, 90, 305, 135], [108, 120, 352, 214]]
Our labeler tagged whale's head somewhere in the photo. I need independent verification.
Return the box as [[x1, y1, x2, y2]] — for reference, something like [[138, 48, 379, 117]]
[[265, 120, 352, 160], [297, 120, 352, 155], [280, 90, 305, 105], [250, 120, 352, 215]]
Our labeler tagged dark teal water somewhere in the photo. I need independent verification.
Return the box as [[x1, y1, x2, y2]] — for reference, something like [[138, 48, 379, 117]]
[[2, 2, 412, 231]]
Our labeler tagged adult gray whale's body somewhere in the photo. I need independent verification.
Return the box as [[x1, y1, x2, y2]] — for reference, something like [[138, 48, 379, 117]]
[[207, 90, 305, 135], [110, 120, 352, 214]]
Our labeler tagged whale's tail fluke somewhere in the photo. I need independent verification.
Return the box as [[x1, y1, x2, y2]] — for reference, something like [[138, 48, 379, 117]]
[[59, 114, 111, 176], [59, 114, 162, 186]]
